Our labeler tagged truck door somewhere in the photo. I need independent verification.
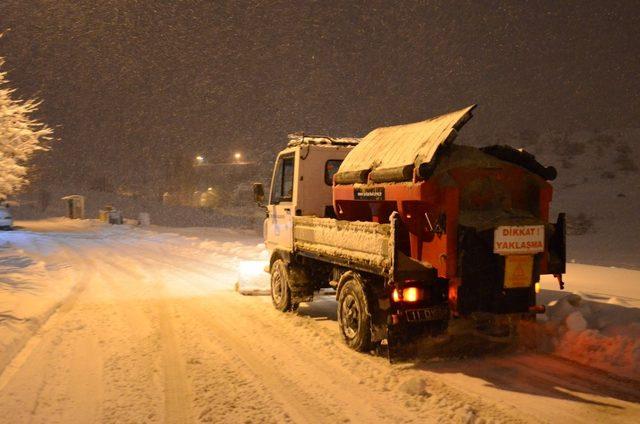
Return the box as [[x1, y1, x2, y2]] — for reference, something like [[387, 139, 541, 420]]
[[266, 152, 296, 251]]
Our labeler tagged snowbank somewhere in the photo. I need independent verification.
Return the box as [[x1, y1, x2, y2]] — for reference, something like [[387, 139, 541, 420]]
[[532, 264, 640, 378], [534, 293, 640, 378], [0, 228, 79, 370]]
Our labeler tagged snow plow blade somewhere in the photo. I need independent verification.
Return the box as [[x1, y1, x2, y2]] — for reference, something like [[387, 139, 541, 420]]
[[235, 260, 271, 295], [234, 282, 270, 296]]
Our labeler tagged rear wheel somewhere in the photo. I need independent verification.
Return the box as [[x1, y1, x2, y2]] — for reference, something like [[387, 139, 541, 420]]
[[338, 277, 372, 351], [270, 259, 296, 312]]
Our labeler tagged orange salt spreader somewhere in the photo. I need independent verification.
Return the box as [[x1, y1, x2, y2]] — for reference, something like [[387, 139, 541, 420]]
[[332, 105, 566, 320]]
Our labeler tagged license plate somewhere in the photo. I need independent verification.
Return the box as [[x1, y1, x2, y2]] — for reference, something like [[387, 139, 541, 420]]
[[504, 255, 533, 288], [404, 305, 449, 322], [494, 225, 544, 255]]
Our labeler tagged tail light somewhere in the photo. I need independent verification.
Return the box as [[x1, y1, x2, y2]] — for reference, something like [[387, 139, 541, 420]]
[[392, 289, 401, 302], [392, 287, 425, 303]]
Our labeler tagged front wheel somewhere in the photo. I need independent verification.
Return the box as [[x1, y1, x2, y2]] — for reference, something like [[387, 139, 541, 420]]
[[270, 259, 296, 312], [337, 277, 373, 352]]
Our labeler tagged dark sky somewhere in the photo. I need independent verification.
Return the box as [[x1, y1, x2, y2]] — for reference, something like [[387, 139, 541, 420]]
[[1, 1, 639, 189]]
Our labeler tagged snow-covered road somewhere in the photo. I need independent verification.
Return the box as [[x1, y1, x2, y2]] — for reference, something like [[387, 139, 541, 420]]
[[0, 220, 638, 423]]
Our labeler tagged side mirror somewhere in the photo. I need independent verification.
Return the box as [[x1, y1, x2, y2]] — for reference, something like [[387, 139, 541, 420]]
[[253, 182, 265, 206]]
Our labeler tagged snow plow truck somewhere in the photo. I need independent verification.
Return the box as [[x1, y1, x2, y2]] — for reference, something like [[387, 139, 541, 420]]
[[253, 105, 566, 354]]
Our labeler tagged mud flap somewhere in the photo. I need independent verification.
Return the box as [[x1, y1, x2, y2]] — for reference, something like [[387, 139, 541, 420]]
[[548, 213, 566, 275], [288, 264, 314, 304], [384, 319, 450, 363], [386, 323, 419, 363]]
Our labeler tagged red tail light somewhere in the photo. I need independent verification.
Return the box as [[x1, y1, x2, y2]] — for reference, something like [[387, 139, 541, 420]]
[[392, 287, 424, 303]]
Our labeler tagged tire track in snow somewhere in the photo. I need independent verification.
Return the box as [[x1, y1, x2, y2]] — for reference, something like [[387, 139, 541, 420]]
[[140, 247, 638, 423], [135, 254, 328, 423], [3, 224, 638, 423], [0, 239, 94, 392], [131, 239, 524, 423], [127, 247, 343, 423], [187, 298, 412, 423], [181, 302, 331, 423], [157, 299, 194, 424], [89, 250, 195, 423], [0, 243, 103, 422], [133, 242, 533, 423]]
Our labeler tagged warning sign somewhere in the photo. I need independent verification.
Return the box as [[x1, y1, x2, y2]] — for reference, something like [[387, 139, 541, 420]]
[[494, 225, 545, 255], [504, 255, 533, 288]]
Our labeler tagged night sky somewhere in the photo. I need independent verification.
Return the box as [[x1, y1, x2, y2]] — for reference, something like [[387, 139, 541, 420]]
[[1, 1, 638, 191]]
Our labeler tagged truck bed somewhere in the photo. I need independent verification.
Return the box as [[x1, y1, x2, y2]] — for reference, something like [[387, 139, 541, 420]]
[[292, 216, 394, 275]]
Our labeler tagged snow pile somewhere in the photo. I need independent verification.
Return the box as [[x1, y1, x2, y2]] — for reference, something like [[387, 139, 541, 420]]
[[398, 376, 430, 397], [538, 293, 640, 378], [0, 233, 77, 370]]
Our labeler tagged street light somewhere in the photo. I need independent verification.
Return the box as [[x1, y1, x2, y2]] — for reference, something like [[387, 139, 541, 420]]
[[234, 152, 242, 162], [195, 155, 204, 165]]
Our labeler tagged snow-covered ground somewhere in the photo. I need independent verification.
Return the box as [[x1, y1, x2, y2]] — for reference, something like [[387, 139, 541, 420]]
[[0, 219, 638, 423]]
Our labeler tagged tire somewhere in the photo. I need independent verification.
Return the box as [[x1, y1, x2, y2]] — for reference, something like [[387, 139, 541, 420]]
[[337, 276, 373, 352], [270, 259, 295, 312]]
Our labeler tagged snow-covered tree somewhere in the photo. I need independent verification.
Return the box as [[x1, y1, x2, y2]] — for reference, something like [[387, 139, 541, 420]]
[[0, 57, 51, 198]]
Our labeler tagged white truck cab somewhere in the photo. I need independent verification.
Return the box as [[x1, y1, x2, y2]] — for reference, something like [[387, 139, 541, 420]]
[[262, 134, 359, 252]]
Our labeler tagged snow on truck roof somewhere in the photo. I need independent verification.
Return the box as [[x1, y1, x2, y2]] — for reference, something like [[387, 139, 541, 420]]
[[287, 133, 361, 147], [335, 105, 476, 184]]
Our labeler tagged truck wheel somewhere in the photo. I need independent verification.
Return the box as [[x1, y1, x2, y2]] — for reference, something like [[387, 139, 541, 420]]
[[270, 259, 295, 312], [338, 277, 372, 352]]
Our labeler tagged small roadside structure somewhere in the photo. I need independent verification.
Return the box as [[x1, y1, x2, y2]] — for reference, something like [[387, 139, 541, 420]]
[[99, 205, 114, 222], [99, 205, 123, 224], [61, 195, 85, 219], [138, 212, 150, 226], [108, 210, 123, 225]]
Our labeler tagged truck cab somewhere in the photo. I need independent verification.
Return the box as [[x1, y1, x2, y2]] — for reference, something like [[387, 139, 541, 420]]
[[263, 134, 359, 252]]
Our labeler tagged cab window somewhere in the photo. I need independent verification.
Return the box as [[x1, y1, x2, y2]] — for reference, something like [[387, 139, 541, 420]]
[[325, 160, 343, 185], [270, 155, 295, 204]]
